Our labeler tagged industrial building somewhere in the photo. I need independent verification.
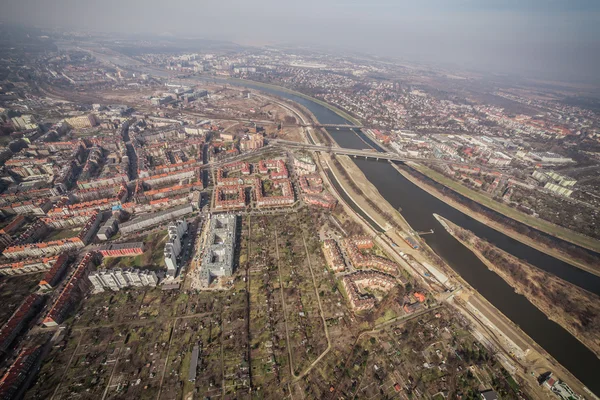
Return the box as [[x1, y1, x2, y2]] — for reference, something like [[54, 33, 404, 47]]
[[532, 170, 577, 197], [200, 214, 237, 286]]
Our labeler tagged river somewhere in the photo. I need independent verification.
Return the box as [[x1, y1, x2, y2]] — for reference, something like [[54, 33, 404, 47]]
[[198, 79, 600, 395]]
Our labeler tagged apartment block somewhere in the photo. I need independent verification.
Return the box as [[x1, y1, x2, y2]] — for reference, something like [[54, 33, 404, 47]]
[[200, 215, 237, 286], [88, 268, 158, 292]]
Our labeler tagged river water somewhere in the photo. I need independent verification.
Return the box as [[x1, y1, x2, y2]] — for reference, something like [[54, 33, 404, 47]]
[[178, 76, 600, 394]]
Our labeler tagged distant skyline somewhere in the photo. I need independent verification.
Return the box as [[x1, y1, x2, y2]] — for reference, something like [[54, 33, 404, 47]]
[[2, 0, 600, 83]]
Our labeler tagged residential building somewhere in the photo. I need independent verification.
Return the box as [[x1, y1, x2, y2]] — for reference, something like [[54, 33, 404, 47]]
[[164, 220, 187, 276], [293, 155, 317, 172], [342, 271, 397, 310], [0, 294, 42, 353], [65, 114, 97, 129], [2, 237, 85, 260], [0, 346, 42, 399], [98, 242, 144, 257], [97, 217, 118, 241], [119, 204, 193, 235], [322, 239, 345, 272], [88, 268, 158, 292], [42, 252, 96, 327], [38, 253, 70, 290], [200, 215, 237, 286]]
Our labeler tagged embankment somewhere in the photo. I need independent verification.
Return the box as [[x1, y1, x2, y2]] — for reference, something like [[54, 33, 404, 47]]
[[436, 214, 600, 358], [394, 162, 600, 276]]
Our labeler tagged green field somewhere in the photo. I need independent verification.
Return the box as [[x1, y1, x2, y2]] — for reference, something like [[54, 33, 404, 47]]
[[411, 163, 600, 253]]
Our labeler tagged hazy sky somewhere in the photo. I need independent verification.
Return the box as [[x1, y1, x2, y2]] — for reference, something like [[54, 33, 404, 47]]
[[3, 0, 600, 83]]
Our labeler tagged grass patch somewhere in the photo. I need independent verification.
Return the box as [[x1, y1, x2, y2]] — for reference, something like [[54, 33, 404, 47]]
[[46, 228, 80, 241], [102, 230, 168, 271]]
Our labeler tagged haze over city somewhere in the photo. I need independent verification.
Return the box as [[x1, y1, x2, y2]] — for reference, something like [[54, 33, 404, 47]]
[[3, 0, 600, 83], [0, 1, 599, 399]]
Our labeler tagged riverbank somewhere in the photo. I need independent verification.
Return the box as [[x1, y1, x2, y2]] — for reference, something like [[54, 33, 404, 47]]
[[199, 77, 600, 396], [436, 214, 600, 359], [224, 77, 363, 126], [317, 132, 593, 400], [407, 162, 600, 255], [392, 162, 600, 277]]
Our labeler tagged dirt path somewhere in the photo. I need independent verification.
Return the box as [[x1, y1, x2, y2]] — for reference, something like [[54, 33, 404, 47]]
[[274, 231, 298, 380], [290, 233, 332, 382], [50, 330, 85, 400]]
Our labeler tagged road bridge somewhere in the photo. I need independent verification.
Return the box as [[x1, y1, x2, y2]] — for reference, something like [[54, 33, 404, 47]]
[[271, 139, 499, 169], [282, 123, 364, 129]]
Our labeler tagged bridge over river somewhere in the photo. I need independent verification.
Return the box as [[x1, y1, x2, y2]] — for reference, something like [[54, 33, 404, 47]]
[[271, 139, 495, 169]]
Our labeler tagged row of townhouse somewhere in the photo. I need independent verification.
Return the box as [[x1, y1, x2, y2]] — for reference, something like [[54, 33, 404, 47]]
[[122, 192, 193, 214], [303, 193, 337, 210], [152, 159, 202, 174], [42, 252, 97, 327], [1, 199, 52, 216], [47, 197, 120, 218], [141, 167, 198, 188], [10, 221, 48, 246], [41, 211, 96, 229], [119, 204, 194, 235], [216, 162, 252, 187], [98, 242, 144, 258], [0, 346, 43, 399], [258, 159, 288, 180], [77, 211, 102, 245], [2, 237, 84, 260], [255, 179, 295, 208], [70, 182, 128, 203], [342, 237, 397, 274], [298, 174, 323, 195], [76, 174, 128, 190], [221, 161, 251, 175], [0, 294, 43, 353], [38, 253, 71, 290], [135, 180, 202, 203], [214, 185, 246, 211], [0, 255, 65, 277]]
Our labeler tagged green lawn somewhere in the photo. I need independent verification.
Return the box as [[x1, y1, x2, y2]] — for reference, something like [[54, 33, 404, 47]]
[[102, 230, 168, 271], [46, 228, 80, 241], [411, 163, 600, 252]]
